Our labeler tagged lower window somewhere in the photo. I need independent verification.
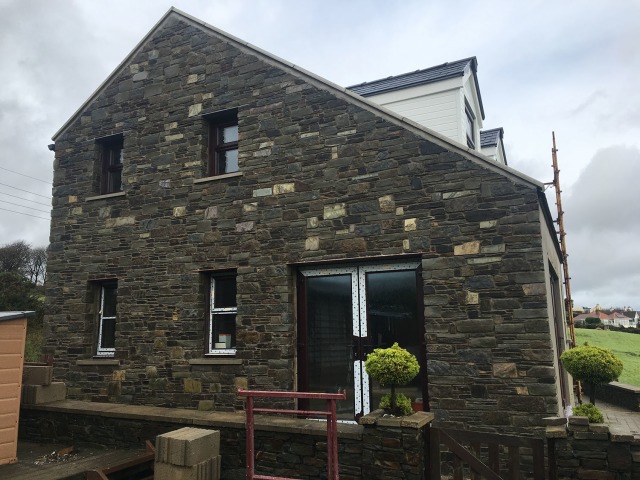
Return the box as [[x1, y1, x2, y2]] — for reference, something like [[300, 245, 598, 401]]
[[207, 273, 237, 355], [97, 281, 117, 357]]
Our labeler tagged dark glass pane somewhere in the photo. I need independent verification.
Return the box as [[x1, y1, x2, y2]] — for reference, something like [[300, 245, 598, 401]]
[[222, 125, 238, 143], [307, 275, 354, 419], [101, 317, 116, 349], [213, 277, 236, 308], [220, 149, 239, 174], [109, 170, 122, 193], [213, 313, 236, 348], [366, 270, 423, 412], [102, 285, 117, 317]]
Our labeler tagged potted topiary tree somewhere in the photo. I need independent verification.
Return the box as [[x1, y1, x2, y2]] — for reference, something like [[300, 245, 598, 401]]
[[560, 342, 623, 407], [364, 342, 420, 416]]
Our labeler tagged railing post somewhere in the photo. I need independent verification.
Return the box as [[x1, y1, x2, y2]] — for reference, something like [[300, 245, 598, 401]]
[[246, 396, 254, 480]]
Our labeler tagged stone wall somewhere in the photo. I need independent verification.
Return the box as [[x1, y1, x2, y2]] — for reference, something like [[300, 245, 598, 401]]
[[546, 416, 640, 479], [45, 11, 564, 433], [19, 402, 431, 479], [588, 382, 640, 412]]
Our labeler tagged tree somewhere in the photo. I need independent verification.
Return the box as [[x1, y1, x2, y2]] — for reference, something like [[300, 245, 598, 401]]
[[26, 246, 47, 285], [0, 240, 31, 275], [560, 343, 623, 406], [364, 342, 420, 416], [0, 272, 44, 326]]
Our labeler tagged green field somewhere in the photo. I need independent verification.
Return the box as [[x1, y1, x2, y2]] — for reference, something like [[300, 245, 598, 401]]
[[574, 328, 640, 386]]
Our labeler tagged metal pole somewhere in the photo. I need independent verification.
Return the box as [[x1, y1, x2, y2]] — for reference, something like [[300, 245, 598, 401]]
[[246, 396, 255, 480]]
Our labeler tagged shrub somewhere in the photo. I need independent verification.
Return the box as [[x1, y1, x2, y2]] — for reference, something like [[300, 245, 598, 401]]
[[573, 403, 604, 423], [365, 342, 419, 416], [379, 393, 412, 416], [561, 342, 623, 405]]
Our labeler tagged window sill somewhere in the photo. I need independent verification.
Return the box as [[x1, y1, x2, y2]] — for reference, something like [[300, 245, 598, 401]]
[[189, 358, 242, 366], [193, 172, 243, 184], [76, 359, 119, 366], [86, 191, 126, 202]]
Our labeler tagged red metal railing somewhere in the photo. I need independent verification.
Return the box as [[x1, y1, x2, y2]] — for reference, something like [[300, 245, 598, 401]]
[[237, 389, 347, 480]]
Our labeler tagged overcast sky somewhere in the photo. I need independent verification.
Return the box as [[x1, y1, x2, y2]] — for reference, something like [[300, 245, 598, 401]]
[[0, 0, 638, 309]]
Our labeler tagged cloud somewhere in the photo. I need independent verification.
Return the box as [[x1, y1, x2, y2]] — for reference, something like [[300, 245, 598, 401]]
[[564, 146, 640, 308]]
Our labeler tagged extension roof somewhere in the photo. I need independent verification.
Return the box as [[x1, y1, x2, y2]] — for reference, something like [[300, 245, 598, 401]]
[[347, 57, 485, 120]]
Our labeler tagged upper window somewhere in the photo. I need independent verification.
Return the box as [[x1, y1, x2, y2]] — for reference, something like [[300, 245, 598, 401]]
[[206, 110, 239, 176], [464, 102, 475, 149], [97, 281, 117, 357], [207, 273, 237, 355], [97, 135, 124, 194]]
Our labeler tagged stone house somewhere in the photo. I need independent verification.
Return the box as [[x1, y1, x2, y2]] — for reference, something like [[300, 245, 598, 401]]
[[44, 7, 572, 433]]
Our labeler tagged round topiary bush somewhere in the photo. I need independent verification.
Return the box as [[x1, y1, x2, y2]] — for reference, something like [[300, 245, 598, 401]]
[[573, 403, 604, 423], [379, 393, 413, 416], [364, 342, 420, 416], [560, 342, 623, 406]]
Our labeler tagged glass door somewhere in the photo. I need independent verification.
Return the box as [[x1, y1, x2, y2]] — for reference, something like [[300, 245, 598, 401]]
[[297, 262, 424, 420]]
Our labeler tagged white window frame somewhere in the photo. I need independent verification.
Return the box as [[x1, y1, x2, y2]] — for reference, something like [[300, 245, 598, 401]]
[[208, 275, 237, 356], [96, 283, 117, 357]]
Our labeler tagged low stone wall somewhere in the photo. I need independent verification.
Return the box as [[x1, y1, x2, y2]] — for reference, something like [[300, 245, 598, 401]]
[[19, 401, 431, 479], [546, 416, 640, 479], [587, 382, 640, 412]]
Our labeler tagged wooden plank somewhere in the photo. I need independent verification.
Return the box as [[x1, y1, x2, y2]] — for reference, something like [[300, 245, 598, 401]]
[[488, 443, 500, 475], [0, 442, 16, 464], [429, 426, 442, 480], [471, 443, 481, 480], [0, 413, 17, 430], [532, 439, 545, 480], [0, 427, 15, 444], [0, 339, 25, 354], [0, 368, 21, 384], [508, 446, 520, 480], [0, 383, 20, 400], [0, 354, 23, 369], [453, 455, 464, 480], [0, 322, 27, 339]]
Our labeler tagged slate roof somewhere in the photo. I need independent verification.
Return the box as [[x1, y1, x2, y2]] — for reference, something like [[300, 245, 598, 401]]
[[480, 128, 504, 148], [347, 57, 476, 96], [347, 57, 485, 121]]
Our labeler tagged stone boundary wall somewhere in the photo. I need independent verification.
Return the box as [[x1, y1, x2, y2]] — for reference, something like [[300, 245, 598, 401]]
[[19, 401, 432, 479], [588, 382, 640, 412], [545, 416, 640, 479]]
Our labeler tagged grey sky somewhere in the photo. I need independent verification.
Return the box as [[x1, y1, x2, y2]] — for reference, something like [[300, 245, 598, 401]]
[[0, 0, 638, 309]]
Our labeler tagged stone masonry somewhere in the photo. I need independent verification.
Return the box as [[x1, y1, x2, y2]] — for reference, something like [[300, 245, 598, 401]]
[[45, 10, 566, 435]]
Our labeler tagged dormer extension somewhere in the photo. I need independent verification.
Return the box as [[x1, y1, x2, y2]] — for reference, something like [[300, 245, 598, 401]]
[[348, 57, 485, 153], [480, 127, 508, 165]]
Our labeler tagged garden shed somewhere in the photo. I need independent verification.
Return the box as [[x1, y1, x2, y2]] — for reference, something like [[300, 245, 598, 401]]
[[0, 311, 31, 465]]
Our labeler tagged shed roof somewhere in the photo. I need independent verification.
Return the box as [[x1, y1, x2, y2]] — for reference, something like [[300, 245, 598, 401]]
[[0, 311, 35, 322], [347, 57, 485, 120]]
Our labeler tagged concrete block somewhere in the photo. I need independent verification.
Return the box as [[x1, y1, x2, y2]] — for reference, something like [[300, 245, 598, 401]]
[[21, 382, 66, 404], [22, 365, 53, 386], [155, 455, 219, 480], [156, 427, 220, 467]]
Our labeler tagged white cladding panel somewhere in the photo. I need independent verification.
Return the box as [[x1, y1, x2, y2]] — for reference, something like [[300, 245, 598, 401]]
[[369, 87, 462, 143]]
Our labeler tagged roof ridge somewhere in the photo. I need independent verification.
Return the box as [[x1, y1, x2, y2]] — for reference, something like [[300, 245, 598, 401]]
[[346, 57, 476, 89]]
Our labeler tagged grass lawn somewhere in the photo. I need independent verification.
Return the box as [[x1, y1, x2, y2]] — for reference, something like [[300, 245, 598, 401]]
[[574, 328, 640, 386]]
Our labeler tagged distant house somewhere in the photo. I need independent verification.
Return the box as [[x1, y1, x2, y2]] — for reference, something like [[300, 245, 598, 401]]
[[44, 8, 571, 433]]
